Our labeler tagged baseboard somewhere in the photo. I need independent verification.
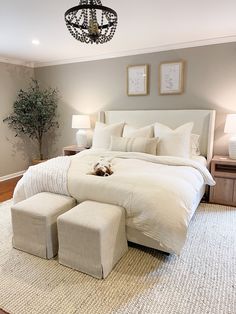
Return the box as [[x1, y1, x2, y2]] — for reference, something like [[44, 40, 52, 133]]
[[0, 170, 25, 182]]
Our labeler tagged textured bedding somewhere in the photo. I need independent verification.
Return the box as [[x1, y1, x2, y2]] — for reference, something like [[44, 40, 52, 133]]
[[13, 149, 215, 254]]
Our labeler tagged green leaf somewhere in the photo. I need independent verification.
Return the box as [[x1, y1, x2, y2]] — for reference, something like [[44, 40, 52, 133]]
[[3, 78, 59, 160]]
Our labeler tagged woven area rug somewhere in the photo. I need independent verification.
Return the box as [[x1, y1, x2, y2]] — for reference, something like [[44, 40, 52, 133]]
[[0, 201, 235, 314]]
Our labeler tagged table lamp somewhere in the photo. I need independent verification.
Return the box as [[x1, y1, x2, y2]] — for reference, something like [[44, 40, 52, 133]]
[[224, 114, 236, 159], [72, 115, 91, 147]]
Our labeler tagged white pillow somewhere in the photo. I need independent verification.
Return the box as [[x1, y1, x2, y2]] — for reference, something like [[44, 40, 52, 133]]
[[191, 134, 201, 156], [154, 122, 193, 158], [92, 122, 124, 149], [110, 136, 158, 155], [123, 124, 154, 138]]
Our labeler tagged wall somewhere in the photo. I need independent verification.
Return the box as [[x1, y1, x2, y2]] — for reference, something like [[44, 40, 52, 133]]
[[35, 42, 236, 158], [0, 62, 34, 177], [2, 42, 236, 177]]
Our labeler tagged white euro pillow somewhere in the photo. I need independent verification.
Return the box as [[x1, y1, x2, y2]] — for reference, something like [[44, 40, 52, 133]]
[[92, 122, 124, 149], [123, 124, 154, 138], [154, 122, 193, 158], [110, 136, 158, 155]]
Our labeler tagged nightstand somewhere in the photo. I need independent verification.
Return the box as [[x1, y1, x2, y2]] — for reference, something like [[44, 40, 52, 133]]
[[63, 145, 88, 156], [209, 155, 236, 206]]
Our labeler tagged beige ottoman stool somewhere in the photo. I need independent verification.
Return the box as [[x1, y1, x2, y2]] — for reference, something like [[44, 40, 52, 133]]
[[57, 201, 128, 279], [11, 192, 76, 259]]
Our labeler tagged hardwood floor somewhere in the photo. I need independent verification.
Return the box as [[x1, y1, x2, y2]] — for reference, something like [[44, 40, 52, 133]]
[[0, 176, 22, 202]]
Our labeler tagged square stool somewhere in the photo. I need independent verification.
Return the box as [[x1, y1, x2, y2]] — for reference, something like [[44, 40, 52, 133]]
[[58, 201, 128, 279], [11, 192, 76, 259]]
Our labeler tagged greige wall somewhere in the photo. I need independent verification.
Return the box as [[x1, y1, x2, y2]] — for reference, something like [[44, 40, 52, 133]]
[[0, 63, 34, 177], [35, 42, 236, 158], [2, 42, 236, 176]]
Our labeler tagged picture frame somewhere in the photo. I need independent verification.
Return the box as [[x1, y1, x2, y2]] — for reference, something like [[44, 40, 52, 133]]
[[159, 61, 184, 95], [127, 64, 149, 96]]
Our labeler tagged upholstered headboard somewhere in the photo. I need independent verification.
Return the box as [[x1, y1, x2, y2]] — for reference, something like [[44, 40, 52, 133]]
[[99, 109, 216, 166]]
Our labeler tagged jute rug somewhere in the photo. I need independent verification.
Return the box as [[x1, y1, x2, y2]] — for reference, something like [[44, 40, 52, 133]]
[[0, 200, 235, 314]]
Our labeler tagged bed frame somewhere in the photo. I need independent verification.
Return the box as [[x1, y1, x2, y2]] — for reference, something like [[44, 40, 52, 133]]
[[99, 109, 216, 167], [99, 109, 216, 253]]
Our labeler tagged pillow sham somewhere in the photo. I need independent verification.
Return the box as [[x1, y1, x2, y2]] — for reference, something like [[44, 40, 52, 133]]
[[123, 124, 154, 138], [92, 122, 124, 149], [191, 133, 201, 156], [110, 136, 158, 155], [154, 122, 193, 158]]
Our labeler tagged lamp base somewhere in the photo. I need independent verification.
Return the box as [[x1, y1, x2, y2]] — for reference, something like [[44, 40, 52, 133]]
[[229, 136, 236, 159], [76, 129, 88, 148]]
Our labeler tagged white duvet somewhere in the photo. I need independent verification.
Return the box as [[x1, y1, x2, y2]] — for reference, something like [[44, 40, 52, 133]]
[[13, 149, 215, 254]]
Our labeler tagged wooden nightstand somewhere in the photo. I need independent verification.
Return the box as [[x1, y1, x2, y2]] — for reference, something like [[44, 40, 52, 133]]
[[209, 155, 236, 206], [63, 145, 88, 156]]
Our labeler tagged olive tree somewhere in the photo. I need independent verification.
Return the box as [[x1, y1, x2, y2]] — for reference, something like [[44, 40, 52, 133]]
[[3, 79, 59, 160]]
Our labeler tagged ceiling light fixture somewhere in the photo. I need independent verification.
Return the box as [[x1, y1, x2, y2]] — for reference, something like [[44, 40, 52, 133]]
[[65, 0, 118, 44], [32, 39, 40, 45]]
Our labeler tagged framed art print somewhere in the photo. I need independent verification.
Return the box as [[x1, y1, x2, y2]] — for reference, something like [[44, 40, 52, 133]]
[[127, 64, 149, 96], [159, 61, 184, 95]]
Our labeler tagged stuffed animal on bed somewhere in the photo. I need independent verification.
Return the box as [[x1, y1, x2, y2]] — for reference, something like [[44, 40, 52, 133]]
[[90, 158, 113, 177]]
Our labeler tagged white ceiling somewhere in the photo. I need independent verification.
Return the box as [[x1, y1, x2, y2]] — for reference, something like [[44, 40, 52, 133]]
[[1, 0, 236, 67]]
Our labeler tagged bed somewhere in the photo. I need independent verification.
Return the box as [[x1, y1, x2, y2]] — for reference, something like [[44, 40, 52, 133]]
[[13, 109, 216, 254], [98, 109, 215, 253]]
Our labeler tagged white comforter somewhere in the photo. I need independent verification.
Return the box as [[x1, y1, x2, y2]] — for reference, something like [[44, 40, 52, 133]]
[[13, 149, 215, 254]]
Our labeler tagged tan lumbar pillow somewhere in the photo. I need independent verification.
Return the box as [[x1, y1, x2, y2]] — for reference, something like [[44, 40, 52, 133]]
[[110, 136, 158, 155]]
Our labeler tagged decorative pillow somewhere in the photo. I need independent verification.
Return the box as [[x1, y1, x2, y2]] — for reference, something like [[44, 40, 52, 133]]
[[154, 122, 193, 158], [123, 124, 154, 138], [110, 136, 159, 155], [92, 122, 124, 149], [191, 134, 201, 156]]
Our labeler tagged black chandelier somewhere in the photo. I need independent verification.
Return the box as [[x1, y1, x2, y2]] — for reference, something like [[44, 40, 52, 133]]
[[65, 0, 118, 44]]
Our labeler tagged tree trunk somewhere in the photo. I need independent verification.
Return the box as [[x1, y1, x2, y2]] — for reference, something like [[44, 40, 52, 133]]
[[39, 136, 43, 160]]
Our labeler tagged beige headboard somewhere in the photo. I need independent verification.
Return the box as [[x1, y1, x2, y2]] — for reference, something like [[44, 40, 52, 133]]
[[99, 109, 216, 166]]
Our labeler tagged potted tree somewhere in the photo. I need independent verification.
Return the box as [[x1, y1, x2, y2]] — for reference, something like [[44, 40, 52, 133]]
[[3, 79, 59, 163]]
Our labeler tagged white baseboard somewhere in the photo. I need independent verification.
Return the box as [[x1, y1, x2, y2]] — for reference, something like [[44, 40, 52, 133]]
[[0, 170, 25, 182]]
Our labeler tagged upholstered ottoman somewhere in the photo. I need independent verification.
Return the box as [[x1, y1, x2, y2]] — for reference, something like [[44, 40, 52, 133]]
[[57, 201, 128, 279], [11, 192, 76, 259]]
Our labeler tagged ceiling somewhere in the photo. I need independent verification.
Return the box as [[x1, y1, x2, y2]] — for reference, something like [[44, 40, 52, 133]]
[[1, 0, 236, 67]]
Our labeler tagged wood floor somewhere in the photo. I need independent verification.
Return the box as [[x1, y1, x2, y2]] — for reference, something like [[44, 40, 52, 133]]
[[0, 176, 22, 202]]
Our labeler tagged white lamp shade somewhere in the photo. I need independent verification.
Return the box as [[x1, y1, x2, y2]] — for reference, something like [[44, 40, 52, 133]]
[[224, 114, 236, 134], [72, 115, 91, 129]]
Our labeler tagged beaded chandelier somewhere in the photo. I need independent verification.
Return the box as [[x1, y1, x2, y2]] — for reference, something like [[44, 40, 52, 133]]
[[65, 0, 118, 44]]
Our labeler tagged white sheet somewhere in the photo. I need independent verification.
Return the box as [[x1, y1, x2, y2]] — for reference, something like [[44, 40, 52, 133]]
[[13, 149, 215, 254]]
